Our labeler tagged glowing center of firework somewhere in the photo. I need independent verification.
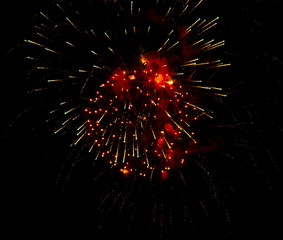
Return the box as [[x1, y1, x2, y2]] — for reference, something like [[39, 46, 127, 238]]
[[109, 53, 174, 101], [82, 53, 194, 177]]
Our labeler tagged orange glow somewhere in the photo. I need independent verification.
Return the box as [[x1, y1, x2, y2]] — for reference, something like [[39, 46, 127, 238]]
[[128, 75, 136, 80], [154, 74, 164, 84], [120, 169, 130, 175]]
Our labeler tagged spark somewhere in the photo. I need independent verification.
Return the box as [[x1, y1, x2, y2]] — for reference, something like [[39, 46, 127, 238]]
[[66, 17, 80, 32], [93, 65, 103, 70], [165, 41, 179, 52], [47, 79, 64, 83], [104, 32, 112, 41], [66, 41, 77, 48]]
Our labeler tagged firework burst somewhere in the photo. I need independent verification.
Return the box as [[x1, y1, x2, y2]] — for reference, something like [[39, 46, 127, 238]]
[[25, 0, 229, 180], [19, 0, 236, 238]]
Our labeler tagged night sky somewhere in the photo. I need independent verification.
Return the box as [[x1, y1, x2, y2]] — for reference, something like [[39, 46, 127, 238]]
[[1, 0, 282, 239]]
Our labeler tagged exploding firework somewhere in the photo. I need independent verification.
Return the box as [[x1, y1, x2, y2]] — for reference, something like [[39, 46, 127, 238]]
[[3, 0, 282, 239], [24, 0, 229, 180], [17, 0, 239, 238]]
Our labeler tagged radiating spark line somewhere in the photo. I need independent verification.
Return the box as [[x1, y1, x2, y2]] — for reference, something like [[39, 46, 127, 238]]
[[36, 32, 49, 41], [62, 114, 76, 126], [66, 17, 80, 32], [131, 1, 134, 16], [95, 148, 102, 160], [199, 39, 215, 49], [60, 101, 68, 106], [171, 118, 196, 143], [50, 108, 59, 114], [196, 19, 207, 29], [25, 56, 38, 61], [202, 40, 225, 52], [183, 61, 209, 67], [72, 129, 88, 146], [102, 127, 108, 137], [54, 124, 67, 134], [64, 106, 79, 115], [150, 125, 156, 139], [123, 142, 127, 163], [89, 139, 97, 153], [90, 29, 97, 38], [184, 0, 191, 5], [45, 48, 59, 54], [193, 38, 204, 46], [193, 86, 222, 91], [135, 127, 138, 141], [136, 141, 139, 158], [164, 136, 171, 149], [165, 7, 172, 19], [108, 47, 114, 53], [168, 30, 174, 36], [97, 112, 107, 124], [56, 3, 65, 13], [47, 79, 64, 83], [115, 134, 121, 163], [165, 41, 179, 52], [37, 67, 52, 70], [91, 50, 98, 56], [161, 148, 167, 161], [68, 75, 79, 79], [93, 65, 103, 70], [184, 101, 204, 112], [77, 120, 88, 131], [213, 93, 228, 97], [188, 0, 204, 16], [146, 26, 151, 37], [105, 130, 113, 146], [109, 138, 115, 152], [77, 124, 87, 136], [189, 18, 202, 30], [182, 18, 201, 38], [104, 32, 112, 41], [182, 58, 199, 66], [33, 88, 48, 92], [159, 104, 197, 143], [179, 5, 188, 18], [66, 41, 77, 48], [199, 17, 219, 33], [132, 135, 135, 157], [24, 39, 59, 54], [123, 128, 127, 143], [24, 39, 46, 48], [179, 170, 187, 185], [140, 119, 144, 129], [214, 63, 231, 68], [157, 38, 170, 52], [40, 12, 50, 21], [72, 114, 81, 121]]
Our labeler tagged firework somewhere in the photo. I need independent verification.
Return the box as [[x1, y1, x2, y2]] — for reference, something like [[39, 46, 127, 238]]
[[24, 0, 229, 181], [4, 0, 282, 238]]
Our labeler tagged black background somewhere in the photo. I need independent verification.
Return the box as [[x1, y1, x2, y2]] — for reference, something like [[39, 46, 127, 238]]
[[1, 0, 283, 239]]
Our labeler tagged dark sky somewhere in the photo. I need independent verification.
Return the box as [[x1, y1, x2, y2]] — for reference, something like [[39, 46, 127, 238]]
[[1, 0, 282, 239]]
